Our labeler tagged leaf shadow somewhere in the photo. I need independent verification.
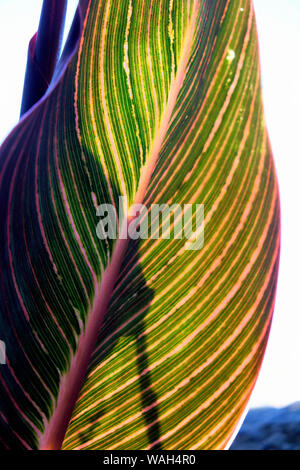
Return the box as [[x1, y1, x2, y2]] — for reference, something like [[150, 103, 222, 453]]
[[84, 238, 162, 449]]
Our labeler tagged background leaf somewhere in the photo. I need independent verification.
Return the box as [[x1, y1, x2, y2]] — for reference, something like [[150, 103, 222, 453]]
[[20, 0, 68, 116]]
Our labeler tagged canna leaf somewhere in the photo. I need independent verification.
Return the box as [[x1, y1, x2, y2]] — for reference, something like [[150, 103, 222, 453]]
[[0, 0, 280, 450], [20, 0, 68, 116]]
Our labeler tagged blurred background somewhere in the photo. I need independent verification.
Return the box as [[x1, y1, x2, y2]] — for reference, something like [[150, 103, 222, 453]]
[[0, 0, 299, 449]]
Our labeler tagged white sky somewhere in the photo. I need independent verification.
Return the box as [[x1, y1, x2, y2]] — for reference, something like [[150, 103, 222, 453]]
[[0, 0, 299, 408], [249, 0, 300, 408]]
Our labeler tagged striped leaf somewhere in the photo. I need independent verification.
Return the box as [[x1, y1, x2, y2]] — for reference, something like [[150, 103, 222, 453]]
[[0, 0, 280, 450], [20, 0, 68, 116]]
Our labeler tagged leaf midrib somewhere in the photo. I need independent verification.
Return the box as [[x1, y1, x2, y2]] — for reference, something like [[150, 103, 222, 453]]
[[39, 0, 200, 450]]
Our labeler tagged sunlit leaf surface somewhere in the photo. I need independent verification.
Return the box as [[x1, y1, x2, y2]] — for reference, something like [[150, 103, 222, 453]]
[[0, 0, 280, 450]]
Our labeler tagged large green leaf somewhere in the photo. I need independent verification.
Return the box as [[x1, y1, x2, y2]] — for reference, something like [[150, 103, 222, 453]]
[[0, 0, 280, 450]]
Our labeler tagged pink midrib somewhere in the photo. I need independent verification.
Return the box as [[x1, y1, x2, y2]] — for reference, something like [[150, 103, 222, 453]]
[[40, 1, 200, 450]]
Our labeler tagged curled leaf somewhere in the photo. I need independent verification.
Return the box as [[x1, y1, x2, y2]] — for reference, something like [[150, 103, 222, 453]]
[[0, 0, 280, 450]]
